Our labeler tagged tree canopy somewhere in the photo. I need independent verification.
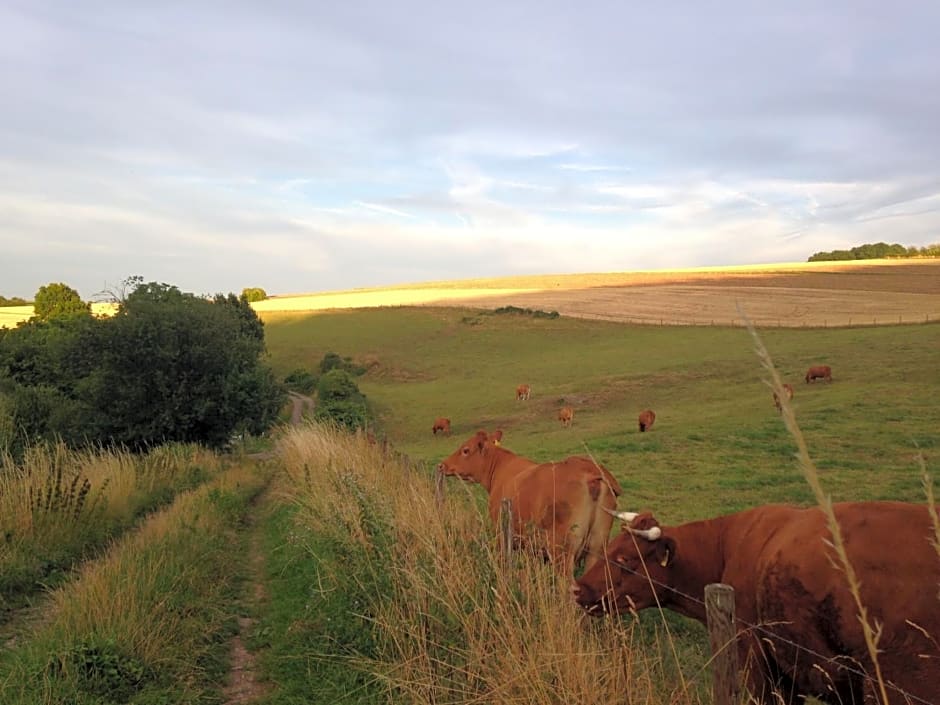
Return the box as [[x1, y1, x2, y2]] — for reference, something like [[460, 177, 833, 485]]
[[32, 283, 90, 321], [808, 242, 939, 261], [0, 280, 284, 454], [241, 287, 268, 302]]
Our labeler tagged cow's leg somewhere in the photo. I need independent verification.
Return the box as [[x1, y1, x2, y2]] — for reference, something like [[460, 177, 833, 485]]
[[738, 638, 806, 705]]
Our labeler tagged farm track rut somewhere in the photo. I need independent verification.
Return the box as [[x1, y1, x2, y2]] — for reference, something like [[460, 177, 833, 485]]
[[221, 488, 272, 705]]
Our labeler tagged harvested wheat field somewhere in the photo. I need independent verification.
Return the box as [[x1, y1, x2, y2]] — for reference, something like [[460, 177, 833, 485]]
[[255, 259, 940, 328]]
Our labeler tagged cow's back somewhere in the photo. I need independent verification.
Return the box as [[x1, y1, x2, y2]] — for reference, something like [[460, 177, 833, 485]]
[[490, 456, 619, 572]]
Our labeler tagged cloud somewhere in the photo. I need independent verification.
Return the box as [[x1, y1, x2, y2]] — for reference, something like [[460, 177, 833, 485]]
[[2, 0, 939, 298]]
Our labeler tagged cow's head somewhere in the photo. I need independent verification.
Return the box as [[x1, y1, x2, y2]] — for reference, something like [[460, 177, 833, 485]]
[[437, 430, 492, 483], [571, 511, 676, 616]]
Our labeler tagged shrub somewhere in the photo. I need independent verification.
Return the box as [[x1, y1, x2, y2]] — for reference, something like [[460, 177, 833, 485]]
[[318, 351, 366, 377], [314, 369, 372, 431], [284, 368, 317, 394]]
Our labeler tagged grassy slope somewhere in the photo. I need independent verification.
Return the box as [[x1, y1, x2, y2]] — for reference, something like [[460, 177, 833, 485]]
[[263, 307, 940, 523]]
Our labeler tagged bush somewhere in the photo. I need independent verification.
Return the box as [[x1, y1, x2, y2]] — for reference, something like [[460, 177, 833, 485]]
[[314, 369, 372, 431], [319, 351, 366, 377], [493, 305, 560, 319], [284, 368, 317, 394]]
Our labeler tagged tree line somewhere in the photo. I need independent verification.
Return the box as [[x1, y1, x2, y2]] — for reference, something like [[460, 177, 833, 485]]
[[0, 279, 284, 456], [808, 241, 940, 261]]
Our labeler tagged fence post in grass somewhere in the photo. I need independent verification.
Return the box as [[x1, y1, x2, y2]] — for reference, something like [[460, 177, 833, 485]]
[[705, 583, 739, 705], [435, 470, 445, 507], [499, 498, 514, 574]]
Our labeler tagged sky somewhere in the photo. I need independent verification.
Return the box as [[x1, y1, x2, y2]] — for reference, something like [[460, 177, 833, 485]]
[[2, 1, 939, 299]]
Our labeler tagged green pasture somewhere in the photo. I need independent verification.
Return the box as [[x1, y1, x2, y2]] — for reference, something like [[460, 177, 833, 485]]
[[263, 307, 940, 523]]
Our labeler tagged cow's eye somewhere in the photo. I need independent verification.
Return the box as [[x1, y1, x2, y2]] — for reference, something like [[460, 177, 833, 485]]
[[461, 447, 469, 455]]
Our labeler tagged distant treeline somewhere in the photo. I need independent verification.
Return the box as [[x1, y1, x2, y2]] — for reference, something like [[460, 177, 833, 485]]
[[0, 296, 29, 307], [808, 241, 940, 262]]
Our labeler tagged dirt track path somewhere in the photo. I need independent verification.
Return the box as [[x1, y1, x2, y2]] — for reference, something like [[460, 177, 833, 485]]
[[222, 393, 313, 704], [221, 489, 271, 704], [288, 391, 315, 425]]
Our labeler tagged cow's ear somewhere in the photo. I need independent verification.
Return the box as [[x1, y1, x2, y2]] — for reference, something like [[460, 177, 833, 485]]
[[475, 430, 488, 451], [656, 536, 677, 567]]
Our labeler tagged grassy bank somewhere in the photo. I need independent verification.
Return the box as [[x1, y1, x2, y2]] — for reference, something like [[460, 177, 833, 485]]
[[0, 443, 220, 618], [0, 462, 270, 704], [273, 423, 711, 704]]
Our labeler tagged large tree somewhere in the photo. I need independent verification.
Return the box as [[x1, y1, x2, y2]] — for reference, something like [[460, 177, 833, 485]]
[[0, 282, 284, 452], [32, 282, 90, 321], [86, 283, 284, 449]]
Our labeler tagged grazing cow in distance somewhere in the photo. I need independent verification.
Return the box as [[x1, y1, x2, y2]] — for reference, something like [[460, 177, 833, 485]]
[[572, 502, 940, 705], [637, 409, 656, 432], [516, 384, 531, 401], [804, 365, 832, 383], [431, 417, 451, 435], [773, 383, 794, 412], [438, 430, 622, 576], [558, 406, 574, 427]]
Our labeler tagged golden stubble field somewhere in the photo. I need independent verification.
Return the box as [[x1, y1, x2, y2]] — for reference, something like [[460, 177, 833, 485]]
[[4, 259, 938, 329], [254, 259, 940, 328]]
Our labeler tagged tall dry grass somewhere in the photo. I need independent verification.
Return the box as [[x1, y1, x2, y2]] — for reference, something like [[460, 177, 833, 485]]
[[0, 442, 221, 607], [278, 423, 708, 704], [0, 462, 268, 704]]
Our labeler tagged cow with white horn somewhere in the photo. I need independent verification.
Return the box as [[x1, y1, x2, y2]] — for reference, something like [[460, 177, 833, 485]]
[[572, 502, 940, 705]]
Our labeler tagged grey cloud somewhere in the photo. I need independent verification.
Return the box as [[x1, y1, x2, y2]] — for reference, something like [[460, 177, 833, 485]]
[[2, 0, 940, 298]]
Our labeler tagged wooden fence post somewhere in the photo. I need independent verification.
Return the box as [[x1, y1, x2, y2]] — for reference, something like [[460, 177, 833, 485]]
[[499, 498, 514, 574], [705, 583, 739, 705], [434, 470, 445, 508]]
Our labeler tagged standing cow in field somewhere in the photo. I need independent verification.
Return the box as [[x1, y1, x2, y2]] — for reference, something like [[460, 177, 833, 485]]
[[558, 406, 574, 427], [773, 383, 794, 412], [431, 417, 451, 435], [638, 409, 656, 432], [804, 365, 832, 383], [438, 430, 623, 577], [571, 502, 940, 705], [516, 384, 531, 401]]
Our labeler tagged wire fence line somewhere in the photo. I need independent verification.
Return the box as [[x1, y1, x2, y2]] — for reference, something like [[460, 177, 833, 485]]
[[567, 310, 939, 329], [427, 466, 934, 704]]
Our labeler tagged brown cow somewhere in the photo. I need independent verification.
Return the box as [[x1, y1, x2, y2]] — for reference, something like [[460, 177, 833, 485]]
[[804, 365, 832, 383], [637, 409, 655, 432], [431, 417, 451, 435], [438, 430, 622, 576], [516, 384, 531, 401], [572, 502, 940, 705], [558, 406, 574, 427], [773, 383, 794, 412]]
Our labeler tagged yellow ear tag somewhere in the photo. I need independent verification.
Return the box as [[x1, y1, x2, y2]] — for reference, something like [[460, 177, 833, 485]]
[[659, 549, 670, 567]]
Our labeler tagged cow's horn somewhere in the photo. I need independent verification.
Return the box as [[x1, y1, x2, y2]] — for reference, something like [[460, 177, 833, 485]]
[[628, 526, 662, 541], [603, 508, 638, 522]]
